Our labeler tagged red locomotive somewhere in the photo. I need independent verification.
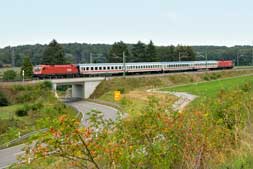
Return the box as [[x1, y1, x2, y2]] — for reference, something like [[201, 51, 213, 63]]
[[33, 64, 78, 78], [217, 60, 233, 68]]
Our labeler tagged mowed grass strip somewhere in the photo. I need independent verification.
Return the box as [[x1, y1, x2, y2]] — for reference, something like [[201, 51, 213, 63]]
[[162, 75, 253, 98], [0, 104, 23, 119]]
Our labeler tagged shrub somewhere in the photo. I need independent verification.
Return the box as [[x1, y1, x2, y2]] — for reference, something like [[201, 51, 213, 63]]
[[3, 70, 17, 81], [117, 87, 125, 94], [40, 81, 52, 90], [15, 105, 29, 117], [0, 92, 8, 106], [203, 75, 210, 81]]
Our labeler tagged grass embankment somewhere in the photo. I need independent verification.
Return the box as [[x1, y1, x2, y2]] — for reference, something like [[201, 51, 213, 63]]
[[92, 69, 253, 115], [164, 74, 253, 97], [161, 75, 253, 168], [0, 82, 77, 146]]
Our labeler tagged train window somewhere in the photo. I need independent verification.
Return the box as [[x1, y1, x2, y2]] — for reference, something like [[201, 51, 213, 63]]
[[91, 67, 94, 70], [95, 67, 98, 70], [111, 66, 114, 70], [99, 67, 102, 70], [119, 66, 122, 69], [107, 66, 110, 70], [86, 67, 89, 70], [103, 67, 106, 70], [115, 66, 118, 69]]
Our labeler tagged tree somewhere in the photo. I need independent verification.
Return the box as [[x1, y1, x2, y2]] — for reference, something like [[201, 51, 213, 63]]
[[20, 56, 33, 79], [146, 41, 158, 62], [3, 70, 16, 81], [131, 41, 146, 62], [42, 39, 66, 65], [185, 46, 196, 61], [175, 45, 196, 61], [108, 41, 129, 62]]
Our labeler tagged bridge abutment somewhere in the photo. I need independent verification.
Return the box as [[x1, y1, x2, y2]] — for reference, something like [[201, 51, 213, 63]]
[[50, 77, 104, 99], [72, 84, 85, 98]]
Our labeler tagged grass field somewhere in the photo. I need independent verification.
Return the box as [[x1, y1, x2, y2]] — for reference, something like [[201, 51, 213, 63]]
[[0, 104, 23, 119], [162, 74, 253, 98]]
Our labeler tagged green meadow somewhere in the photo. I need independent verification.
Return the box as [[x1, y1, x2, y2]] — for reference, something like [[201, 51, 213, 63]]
[[162, 74, 253, 98]]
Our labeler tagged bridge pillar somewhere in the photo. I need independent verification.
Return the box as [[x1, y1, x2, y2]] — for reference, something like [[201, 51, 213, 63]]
[[72, 84, 85, 98]]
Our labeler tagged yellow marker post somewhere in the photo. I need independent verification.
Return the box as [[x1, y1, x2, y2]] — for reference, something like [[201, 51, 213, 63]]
[[114, 91, 121, 101]]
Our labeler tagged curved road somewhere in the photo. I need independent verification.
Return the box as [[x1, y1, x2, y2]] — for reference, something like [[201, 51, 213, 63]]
[[67, 100, 119, 126], [0, 101, 119, 169]]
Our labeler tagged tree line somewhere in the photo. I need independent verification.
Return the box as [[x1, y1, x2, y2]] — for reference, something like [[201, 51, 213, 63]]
[[107, 41, 195, 62], [2, 40, 253, 67], [0, 40, 196, 66]]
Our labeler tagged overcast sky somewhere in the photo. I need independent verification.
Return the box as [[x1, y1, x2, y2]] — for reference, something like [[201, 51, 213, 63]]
[[1, 0, 253, 47]]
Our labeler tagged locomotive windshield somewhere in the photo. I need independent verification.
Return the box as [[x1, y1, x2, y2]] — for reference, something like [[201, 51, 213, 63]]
[[34, 66, 41, 72]]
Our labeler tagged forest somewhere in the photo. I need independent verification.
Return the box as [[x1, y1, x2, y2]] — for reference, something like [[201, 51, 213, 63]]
[[0, 40, 252, 67]]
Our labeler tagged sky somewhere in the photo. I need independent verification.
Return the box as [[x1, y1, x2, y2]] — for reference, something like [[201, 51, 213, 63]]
[[1, 0, 253, 47]]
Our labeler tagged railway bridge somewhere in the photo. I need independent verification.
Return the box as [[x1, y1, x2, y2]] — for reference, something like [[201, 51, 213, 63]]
[[50, 77, 105, 99]]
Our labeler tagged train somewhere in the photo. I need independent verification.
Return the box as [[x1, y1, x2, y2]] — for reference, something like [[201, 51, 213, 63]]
[[33, 60, 234, 78]]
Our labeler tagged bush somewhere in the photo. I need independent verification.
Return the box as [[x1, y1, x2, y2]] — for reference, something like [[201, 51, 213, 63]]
[[15, 105, 29, 117], [203, 75, 210, 81], [0, 92, 8, 106], [3, 70, 16, 81], [117, 87, 125, 94], [40, 81, 52, 90]]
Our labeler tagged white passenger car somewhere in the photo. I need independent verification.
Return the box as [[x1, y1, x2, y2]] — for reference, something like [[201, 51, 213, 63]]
[[77, 60, 219, 75]]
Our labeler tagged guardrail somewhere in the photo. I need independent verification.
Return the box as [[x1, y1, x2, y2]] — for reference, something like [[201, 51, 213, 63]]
[[0, 128, 48, 150]]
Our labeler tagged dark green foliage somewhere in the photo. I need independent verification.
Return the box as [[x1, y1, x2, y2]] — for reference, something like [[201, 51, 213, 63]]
[[42, 39, 66, 65], [40, 81, 53, 90], [117, 87, 125, 94], [131, 41, 146, 62], [0, 92, 8, 106], [146, 40, 158, 61], [108, 41, 129, 62], [3, 70, 16, 81], [0, 41, 199, 65], [20, 56, 33, 78], [15, 105, 29, 117], [0, 60, 3, 68]]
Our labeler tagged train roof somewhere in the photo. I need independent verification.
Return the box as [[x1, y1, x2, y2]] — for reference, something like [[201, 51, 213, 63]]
[[77, 60, 218, 66]]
